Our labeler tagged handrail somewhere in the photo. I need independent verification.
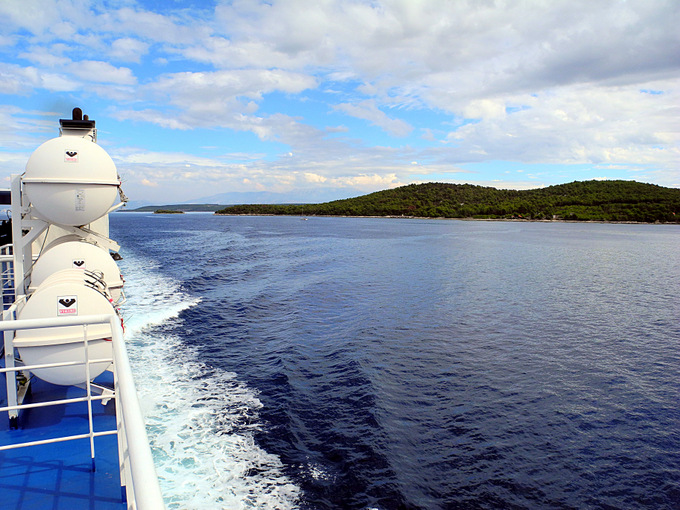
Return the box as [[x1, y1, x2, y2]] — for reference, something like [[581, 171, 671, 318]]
[[108, 314, 165, 509], [0, 314, 165, 509]]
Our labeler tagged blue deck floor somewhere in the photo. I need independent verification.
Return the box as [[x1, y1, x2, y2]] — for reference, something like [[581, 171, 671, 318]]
[[0, 368, 125, 509]]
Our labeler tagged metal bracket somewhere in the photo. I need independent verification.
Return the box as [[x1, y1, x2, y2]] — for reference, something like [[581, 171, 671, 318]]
[[56, 225, 121, 253]]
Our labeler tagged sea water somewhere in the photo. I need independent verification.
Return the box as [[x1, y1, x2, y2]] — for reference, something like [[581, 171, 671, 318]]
[[110, 214, 680, 509]]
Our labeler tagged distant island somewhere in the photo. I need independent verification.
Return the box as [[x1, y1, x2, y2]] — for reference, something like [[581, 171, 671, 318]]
[[154, 209, 185, 214], [215, 180, 680, 223]]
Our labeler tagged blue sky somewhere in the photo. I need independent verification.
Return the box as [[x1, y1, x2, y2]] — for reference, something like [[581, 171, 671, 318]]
[[0, 0, 678, 204]]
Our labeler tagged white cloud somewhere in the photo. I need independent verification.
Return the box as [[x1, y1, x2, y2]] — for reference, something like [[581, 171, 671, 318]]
[[115, 149, 228, 169], [0, 0, 64, 37], [152, 69, 316, 101], [0, 0, 678, 201], [119, 70, 318, 129], [100, 6, 210, 45], [303, 172, 327, 183], [0, 63, 85, 94], [113, 109, 192, 130], [334, 100, 413, 137], [18, 47, 68, 67], [463, 100, 506, 120], [0, 64, 39, 94], [446, 81, 680, 171], [110, 38, 149, 63], [0, 56, 135, 96], [39, 72, 81, 92], [330, 173, 401, 190], [70, 60, 137, 85]]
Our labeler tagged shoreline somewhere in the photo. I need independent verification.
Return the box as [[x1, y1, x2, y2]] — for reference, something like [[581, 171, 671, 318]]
[[213, 213, 678, 225]]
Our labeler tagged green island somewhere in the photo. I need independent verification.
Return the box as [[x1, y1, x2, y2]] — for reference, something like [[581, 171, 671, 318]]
[[215, 180, 680, 223], [153, 209, 185, 214]]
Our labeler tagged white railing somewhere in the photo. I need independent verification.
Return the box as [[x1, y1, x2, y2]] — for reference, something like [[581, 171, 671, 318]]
[[0, 314, 164, 510]]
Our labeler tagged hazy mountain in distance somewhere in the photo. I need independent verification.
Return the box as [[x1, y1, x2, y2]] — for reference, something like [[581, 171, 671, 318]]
[[186, 188, 364, 205]]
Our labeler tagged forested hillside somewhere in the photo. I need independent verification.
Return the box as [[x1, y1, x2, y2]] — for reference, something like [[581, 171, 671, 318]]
[[215, 180, 680, 223]]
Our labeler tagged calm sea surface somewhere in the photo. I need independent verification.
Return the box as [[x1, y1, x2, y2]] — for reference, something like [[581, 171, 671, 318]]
[[111, 214, 680, 509]]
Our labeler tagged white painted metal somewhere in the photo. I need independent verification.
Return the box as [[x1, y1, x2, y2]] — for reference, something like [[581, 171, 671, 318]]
[[10, 175, 29, 297], [0, 247, 14, 316], [31, 267, 108, 291], [0, 430, 117, 450], [2, 307, 19, 424], [23, 137, 120, 226], [15, 273, 116, 385], [0, 391, 112, 411], [30, 237, 124, 302], [0, 314, 165, 510], [1, 110, 156, 508], [109, 315, 166, 510]]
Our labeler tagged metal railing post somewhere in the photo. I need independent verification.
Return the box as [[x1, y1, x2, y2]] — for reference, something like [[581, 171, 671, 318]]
[[83, 324, 97, 471], [3, 315, 18, 429]]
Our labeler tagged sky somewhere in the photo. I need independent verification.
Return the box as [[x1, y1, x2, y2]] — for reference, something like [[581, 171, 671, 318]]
[[0, 0, 678, 205]]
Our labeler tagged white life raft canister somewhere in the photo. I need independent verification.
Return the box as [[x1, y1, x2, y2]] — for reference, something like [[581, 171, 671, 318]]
[[15, 270, 117, 385], [30, 235, 124, 303], [23, 136, 120, 226]]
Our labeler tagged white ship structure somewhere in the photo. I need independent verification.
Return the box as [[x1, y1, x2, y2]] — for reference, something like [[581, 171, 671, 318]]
[[0, 108, 165, 509]]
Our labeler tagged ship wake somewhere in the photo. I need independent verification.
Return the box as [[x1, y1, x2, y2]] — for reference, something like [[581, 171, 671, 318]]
[[118, 251, 300, 509]]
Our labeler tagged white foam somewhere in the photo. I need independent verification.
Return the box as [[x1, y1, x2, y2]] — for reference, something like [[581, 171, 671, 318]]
[[305, 461, 336, 483], [117, 251, 300, 509]]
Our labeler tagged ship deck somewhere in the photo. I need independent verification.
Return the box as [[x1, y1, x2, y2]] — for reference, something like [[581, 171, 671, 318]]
[[0, 364, 125, 509]]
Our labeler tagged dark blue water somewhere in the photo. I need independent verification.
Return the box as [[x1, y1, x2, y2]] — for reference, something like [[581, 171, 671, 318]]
[[111, 214, 680, 509]]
